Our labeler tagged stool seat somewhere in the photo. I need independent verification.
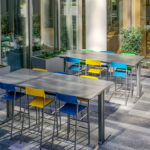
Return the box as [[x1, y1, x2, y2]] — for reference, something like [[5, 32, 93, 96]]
[[60, 103, 86, 116], [88, 67, 105, 74], [29, 97, 54, 108]]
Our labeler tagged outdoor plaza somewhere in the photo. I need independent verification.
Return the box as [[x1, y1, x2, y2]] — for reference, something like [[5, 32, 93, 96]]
[[1, 0, 150, 150], [0, 50, 148, 150]]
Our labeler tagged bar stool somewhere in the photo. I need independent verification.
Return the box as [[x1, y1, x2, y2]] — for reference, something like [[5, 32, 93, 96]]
[[20, 87, 54, 149], [65, 57, 84, 75], [85, 59, 105, 78], [0, 82, 25, 138], [110, 62, 132, 105], [52, 93, 90, 150]]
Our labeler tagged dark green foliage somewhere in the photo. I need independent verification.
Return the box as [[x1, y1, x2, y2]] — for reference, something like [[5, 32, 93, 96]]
[[120, 27, 143, 55], [1, 14, 9, 34], [33, 14, 41, 38], [39, 48, 67, 59]]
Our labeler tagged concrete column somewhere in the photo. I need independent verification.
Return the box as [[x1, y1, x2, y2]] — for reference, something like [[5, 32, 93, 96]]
[[86, 0, 107, 51]]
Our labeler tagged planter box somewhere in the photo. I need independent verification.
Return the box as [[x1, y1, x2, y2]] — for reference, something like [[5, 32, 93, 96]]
[[0, 65, 10, 76], [31, 56, 64, 72], [7, 48, 23, 72]]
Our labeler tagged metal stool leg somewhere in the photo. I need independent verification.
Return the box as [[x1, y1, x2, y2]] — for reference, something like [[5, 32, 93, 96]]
[[74, 113, 78, 150], [10, 100, 15, 139], [125, 75, 128, 105], [131, 72, 134, 96], [19, 97, 22, 120], [67, 114, 70, 140], [59, 101, 61, 130], [87, 101, 90, 145], [115, 77, 117, 91], [27, 95, 30, 128], [36, 107, 38, 125], [40, 108, 44, 150], [51, 101, 57, 149], [20, 95, 27, 143], [38, 108, 40, 131]]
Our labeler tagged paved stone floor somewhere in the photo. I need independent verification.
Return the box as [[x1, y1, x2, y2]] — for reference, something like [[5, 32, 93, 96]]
[[0, 69, 150, 150]]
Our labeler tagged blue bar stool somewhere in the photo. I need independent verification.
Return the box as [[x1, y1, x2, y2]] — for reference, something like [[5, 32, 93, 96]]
[[0, 82, 25, 138], [52, 93, 90, 150], [110, 62, 132, 105], [100, 50, 114, 54], [65, 57, 84, 75], [54, 72, 71, 75]]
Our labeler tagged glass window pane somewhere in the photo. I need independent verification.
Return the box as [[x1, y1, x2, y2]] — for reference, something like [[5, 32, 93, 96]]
[[60, 0, 79, 50], [32, 0, 56, 56], [1, 0, 29, 71]]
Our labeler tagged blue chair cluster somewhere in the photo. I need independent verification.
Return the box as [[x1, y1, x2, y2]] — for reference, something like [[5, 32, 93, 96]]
[[0, 82, 25, 138]]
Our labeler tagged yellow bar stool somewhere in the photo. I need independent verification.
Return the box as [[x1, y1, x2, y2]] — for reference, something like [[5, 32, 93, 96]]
[[85, 59, 105, 78], [20, 87, 54, 149]]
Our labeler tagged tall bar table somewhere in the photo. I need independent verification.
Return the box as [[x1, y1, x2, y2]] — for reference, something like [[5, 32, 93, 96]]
[[59, 50, 144, 97], [16, 72, 113, 146]]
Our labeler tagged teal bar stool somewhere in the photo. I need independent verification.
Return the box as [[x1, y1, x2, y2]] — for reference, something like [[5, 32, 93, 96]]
[[110, 62, 132, 105]]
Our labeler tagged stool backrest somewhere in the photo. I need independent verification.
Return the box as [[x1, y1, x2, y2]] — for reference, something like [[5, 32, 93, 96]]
[[86, 59, 101, 66], [65, 57, 80, 64], [56, 93, 78, 104], [110, 62, 127, 69], [81, 49, 94, 52], [100, 51, 114, 54], [32, 68, 48, 72], [54, 72, 71, 75], [25, 87, 45, 98], [0, 82, 16, 91]]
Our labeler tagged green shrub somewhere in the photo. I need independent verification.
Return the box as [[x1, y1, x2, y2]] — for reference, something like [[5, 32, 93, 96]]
[[120, 27, 143, 55], [39, 48, 67, 59]]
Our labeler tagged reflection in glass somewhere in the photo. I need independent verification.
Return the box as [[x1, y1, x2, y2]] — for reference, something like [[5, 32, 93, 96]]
[[107, 0, 123, 53], [60, 0, 79, 50], [32, 0, 56, 56], [1, 0, 29, 71]]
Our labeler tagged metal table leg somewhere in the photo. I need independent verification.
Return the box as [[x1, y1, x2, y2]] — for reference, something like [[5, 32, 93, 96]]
[[136, 63, 141, 97], [64, 58, 66, 72], [98, 91, 105, 144], [7, 101, 13, 118]]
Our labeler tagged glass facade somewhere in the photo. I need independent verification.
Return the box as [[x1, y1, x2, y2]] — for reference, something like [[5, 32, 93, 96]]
[[2, 0, 150, 71], [1, 0, 29, 71], [32, 0, 58, 56], [107, 0, 150, 57], [60, 0, 79, 50], [107, 0, 123, 53], [0, 0, 81, 71]]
